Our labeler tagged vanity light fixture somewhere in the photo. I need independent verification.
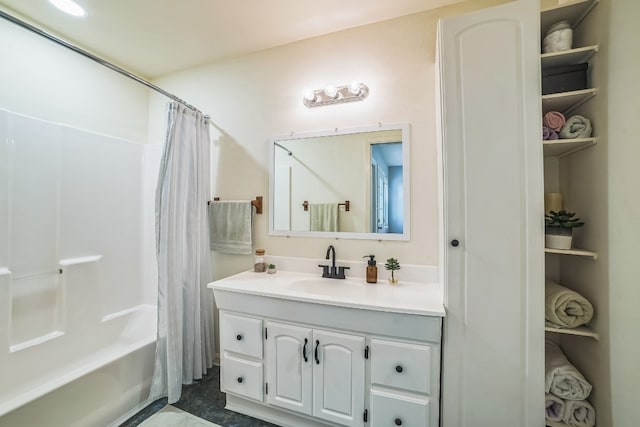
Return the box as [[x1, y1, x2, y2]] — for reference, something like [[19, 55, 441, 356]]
[[49, 0, 87, 17], [303, 82, 369, 108]]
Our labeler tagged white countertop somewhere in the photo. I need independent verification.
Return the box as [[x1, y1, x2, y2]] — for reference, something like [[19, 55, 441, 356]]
[[208, 269, 445, 317]]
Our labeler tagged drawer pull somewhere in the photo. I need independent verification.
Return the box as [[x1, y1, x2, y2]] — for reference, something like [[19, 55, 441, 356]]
[[237, 376, 244, 383], [395, 418, 402, 426], [303, 338, 309, 362], [395, 365, 404, 373], [315, 340, 320, 364], [236, 334, 243, 341]]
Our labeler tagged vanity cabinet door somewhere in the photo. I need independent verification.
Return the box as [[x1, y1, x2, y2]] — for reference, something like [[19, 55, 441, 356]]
[[312, 329, 365, 427], [265, 322, 313, 415]]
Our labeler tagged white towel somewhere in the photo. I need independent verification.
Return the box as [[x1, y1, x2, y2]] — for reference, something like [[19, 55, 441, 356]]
[[545, 338, 592, 400], [563, 399, 596, 427], [309, 203, 338, 232], [545, 279, 594, 328], [545, 393, 565, 422], [208, 201, 253, 254]]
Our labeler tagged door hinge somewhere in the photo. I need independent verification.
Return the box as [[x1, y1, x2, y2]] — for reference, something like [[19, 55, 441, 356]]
[[265, 327, 268, 340], [265, 382, 269, 395], [363, 409, 368, 422], [364, 345, 369, 359]]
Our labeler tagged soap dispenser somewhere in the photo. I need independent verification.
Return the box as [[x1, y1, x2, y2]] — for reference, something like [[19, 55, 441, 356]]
[[363, 255, 378, 284]]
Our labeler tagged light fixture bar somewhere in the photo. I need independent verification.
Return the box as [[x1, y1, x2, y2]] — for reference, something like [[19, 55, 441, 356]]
[[303, 83, 369, 108]]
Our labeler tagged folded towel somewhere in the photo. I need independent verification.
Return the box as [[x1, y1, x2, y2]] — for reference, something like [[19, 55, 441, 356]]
[[560, 115, 593, 139], [309, 203, 338, 232], [545, 393, 566, 422], [208, 201, 253, 254], [545, 279, 594, 328], [543, 126, 559, 140], [544, 111, 566, 132], [545, 338, 592, 400], [543, 21, 573, 53], [563, 399, 596, 427]]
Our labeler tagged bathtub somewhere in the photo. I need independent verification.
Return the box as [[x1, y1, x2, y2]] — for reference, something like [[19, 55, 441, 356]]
[[0, 301, 157, 427]]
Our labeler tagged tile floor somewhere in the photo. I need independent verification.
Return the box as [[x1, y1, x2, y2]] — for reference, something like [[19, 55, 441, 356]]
[[119, 366, 278, 427]]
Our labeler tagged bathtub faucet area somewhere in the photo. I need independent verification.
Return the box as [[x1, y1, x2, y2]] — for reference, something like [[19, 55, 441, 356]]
[[318, 245, 350, 279]]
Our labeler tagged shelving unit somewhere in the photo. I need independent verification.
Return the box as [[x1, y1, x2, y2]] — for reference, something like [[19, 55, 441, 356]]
[[544, 247, 597, 259], [541, 1, 601, 425], [542, 88, 597, 115], [541, 45, 598, 68], [545, 323, 600, 341]]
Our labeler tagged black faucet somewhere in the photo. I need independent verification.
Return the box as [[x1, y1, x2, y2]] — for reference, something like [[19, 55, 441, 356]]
[[318, 245, 350, 279]]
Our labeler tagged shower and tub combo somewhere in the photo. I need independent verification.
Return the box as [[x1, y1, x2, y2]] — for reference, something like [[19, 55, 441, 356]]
[[0, 108, 161, 426]]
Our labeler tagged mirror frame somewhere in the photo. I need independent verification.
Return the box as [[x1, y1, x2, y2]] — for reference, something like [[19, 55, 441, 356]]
[[268, 122, 410, 240]]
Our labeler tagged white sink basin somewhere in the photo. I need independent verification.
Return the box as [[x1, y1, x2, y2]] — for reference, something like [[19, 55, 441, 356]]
[[287, 277, 365, 297]]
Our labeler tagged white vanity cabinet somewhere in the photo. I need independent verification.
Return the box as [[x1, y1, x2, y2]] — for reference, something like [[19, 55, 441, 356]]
[[210, 272, 444, 427]]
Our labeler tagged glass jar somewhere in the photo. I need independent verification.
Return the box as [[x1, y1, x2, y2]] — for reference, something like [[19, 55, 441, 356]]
[[254, 248, 266, 272]]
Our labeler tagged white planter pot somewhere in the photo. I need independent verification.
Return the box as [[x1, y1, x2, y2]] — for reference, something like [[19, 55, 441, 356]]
[[545, 233, 573, 250]]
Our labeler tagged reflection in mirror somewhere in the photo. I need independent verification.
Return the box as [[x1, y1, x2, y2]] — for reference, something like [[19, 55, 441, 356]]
[[269, 123, 410, 240]]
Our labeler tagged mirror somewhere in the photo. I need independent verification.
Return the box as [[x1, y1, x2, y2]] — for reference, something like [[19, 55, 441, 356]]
[[269, 123, 410, 240]]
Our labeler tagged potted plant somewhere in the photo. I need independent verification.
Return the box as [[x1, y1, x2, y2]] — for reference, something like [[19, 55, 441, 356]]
[[545, 210, 584, 250], [267, 263, 277, 274], [384, 258, 401, 284]]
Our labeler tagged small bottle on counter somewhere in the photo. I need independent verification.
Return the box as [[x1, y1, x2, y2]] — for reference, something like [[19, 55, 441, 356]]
[[363, 255, 378, 284], [254, 248, 266, 272]]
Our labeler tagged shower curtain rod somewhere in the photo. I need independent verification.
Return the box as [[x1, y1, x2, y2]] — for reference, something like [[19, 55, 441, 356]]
[[0, 9, 210, 119]]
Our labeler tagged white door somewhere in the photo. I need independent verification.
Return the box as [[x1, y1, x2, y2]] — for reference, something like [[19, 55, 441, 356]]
[[312, 329, 365, 427], [265, 322, 312, 415], [438, 1, 544, 427]]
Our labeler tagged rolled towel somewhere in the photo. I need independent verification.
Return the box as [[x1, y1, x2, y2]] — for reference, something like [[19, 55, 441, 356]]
[[543, 126, 559, 140], [545, 279, 594, 328], [560, 115, 593, 139], [545, 338, 592, 400], [563, 399, 596, 427], [544, 111, 566, 131], [546, 393, 565, 422]]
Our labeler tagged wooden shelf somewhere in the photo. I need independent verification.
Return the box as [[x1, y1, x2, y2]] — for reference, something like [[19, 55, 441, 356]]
[[545, 323, 600, 341], [542, 88, 597, 115], [541, 0, 598, 33], [541, 45, 598, 68], [543, 137, 597, 158], [545, 247, 598, 259]]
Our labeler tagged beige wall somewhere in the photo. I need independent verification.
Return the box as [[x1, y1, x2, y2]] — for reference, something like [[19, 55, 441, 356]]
[[607, 0, 640, 425], [150, 0, 509, 279]]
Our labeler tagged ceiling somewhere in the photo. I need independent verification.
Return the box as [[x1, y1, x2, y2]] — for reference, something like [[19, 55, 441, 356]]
[[0, 0, 470, 79]]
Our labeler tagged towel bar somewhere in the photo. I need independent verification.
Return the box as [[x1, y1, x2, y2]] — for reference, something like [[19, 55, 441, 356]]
[[208, 196, 263, 214], [302, 200, 350, 212]]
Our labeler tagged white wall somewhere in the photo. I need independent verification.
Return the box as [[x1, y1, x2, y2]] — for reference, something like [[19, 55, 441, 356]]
[[150, 0, 509, 279], [0, 15, 149, 142]]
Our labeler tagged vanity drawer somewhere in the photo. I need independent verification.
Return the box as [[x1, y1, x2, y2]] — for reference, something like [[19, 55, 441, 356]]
[[221, 352, 263, 401], [221, 312, 263, 358], [370, 389, 430, 427], [370, 339, 432, 394]]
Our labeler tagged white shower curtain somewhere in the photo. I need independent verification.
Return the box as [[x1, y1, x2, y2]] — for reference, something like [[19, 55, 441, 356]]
[[149, 101, 215, 403]]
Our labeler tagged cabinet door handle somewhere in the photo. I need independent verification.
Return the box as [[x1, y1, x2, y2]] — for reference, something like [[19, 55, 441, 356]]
[[303, 338, 309, 362], [314, 340, 320, 364], [395, 418, 402, 426], [236, 334, 243, 341], [450, 239, 459, 247], [237, 377, 243, 383], [395, 365, 404, 373]]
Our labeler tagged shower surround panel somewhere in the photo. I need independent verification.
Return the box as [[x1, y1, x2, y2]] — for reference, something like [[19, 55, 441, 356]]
[[0, 108, 159, 417]]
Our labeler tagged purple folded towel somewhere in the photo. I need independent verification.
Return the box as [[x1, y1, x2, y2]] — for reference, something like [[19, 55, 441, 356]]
[[543, 126, 559, 140]]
